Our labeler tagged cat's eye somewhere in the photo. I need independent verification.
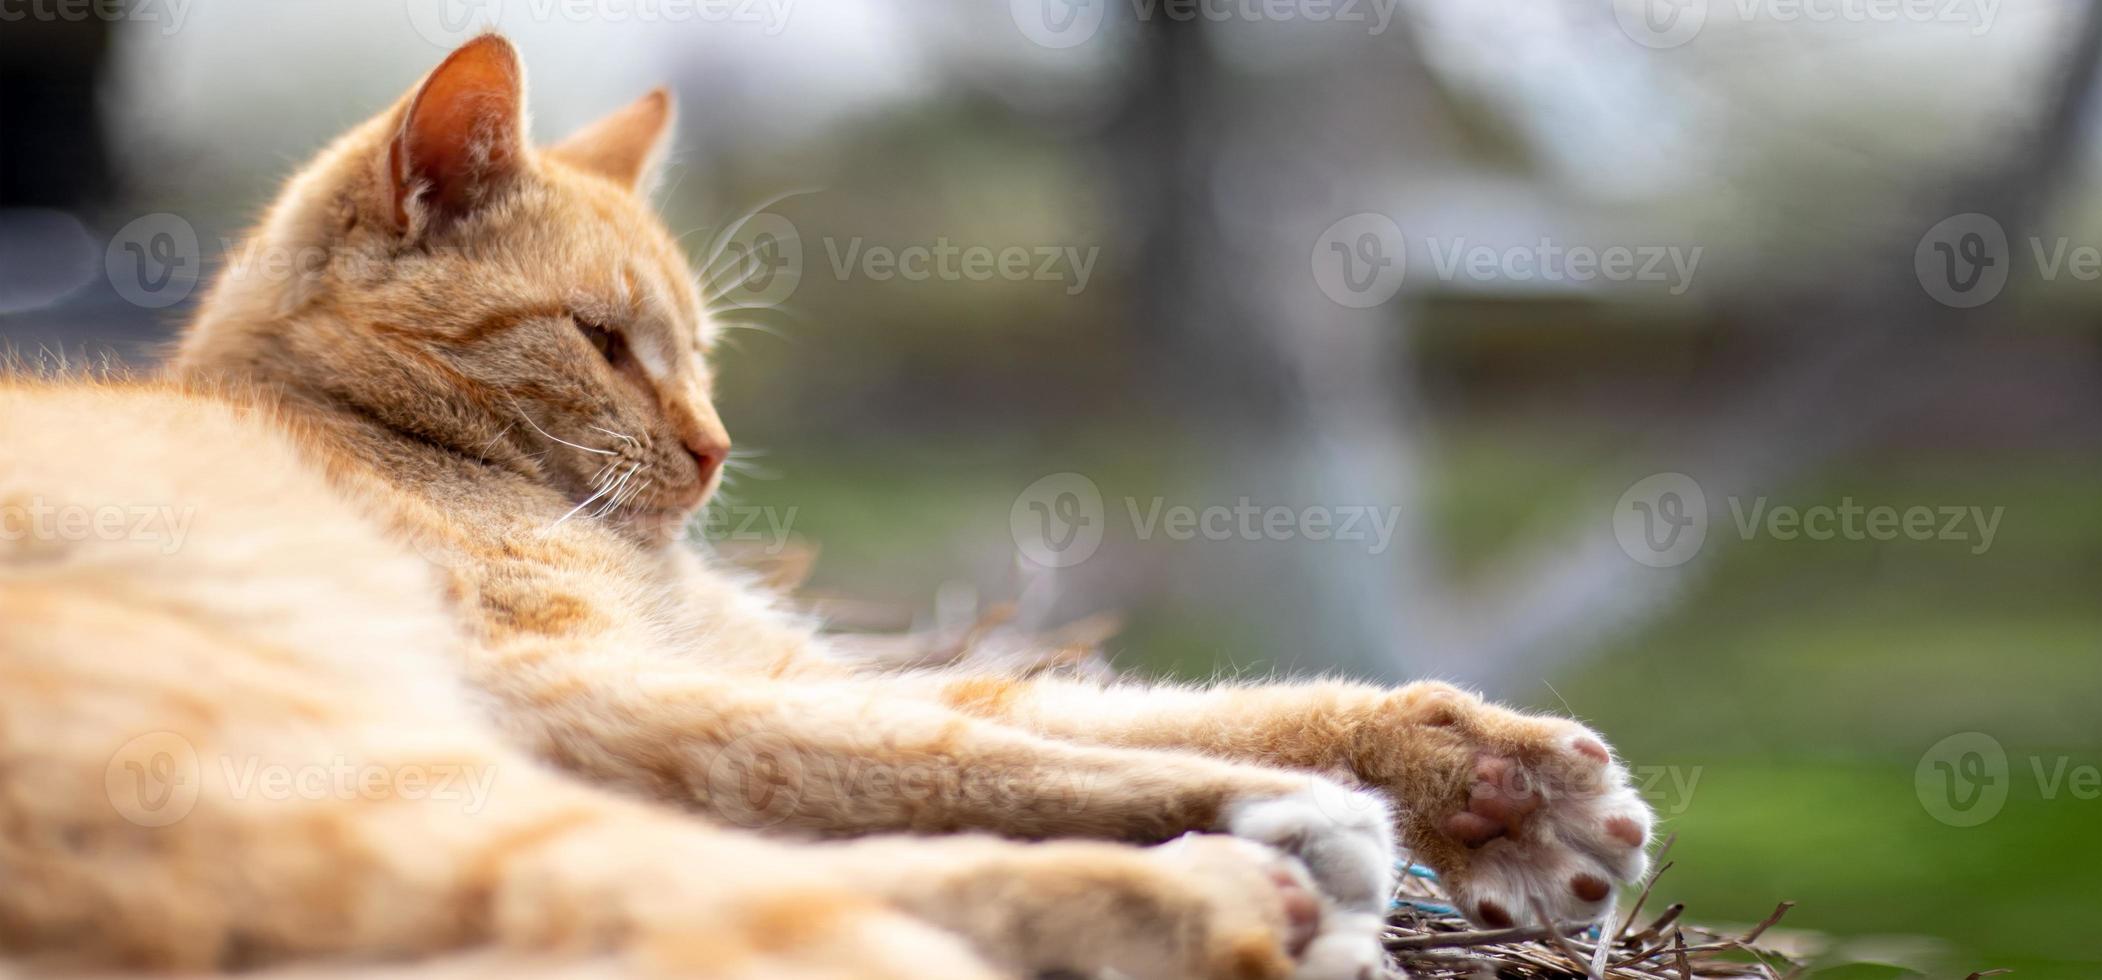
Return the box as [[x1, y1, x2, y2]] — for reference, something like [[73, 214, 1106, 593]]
[[574, 316, 625, 364]]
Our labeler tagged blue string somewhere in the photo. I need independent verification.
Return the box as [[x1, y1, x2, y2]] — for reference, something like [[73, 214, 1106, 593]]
[[1390, 897, 1458, 915], [1397, 861, 1439, 881], [1392, 863, 1452, 914]]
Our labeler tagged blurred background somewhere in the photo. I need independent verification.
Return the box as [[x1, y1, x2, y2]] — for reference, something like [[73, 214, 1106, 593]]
[[5, 0, 2101, 975]]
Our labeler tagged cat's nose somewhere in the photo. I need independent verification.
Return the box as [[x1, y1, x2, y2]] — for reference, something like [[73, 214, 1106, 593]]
[[683, 433, 728, 487], [669, 394, 731, 490]]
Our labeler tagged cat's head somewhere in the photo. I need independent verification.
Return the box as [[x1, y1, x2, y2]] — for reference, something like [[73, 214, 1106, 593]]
[[178, 34, 729, 542]]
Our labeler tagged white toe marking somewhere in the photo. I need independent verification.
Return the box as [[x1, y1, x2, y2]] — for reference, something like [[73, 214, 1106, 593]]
[[1226, 781, 1397, 913], [1294, 911, 1381, 980]]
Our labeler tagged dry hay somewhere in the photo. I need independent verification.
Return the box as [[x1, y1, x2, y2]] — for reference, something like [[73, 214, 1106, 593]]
[[1380, 836, 1796, 980]]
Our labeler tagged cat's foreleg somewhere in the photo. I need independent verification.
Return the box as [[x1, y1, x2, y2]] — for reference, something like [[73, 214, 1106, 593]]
[[475, 658, 1400, 915]]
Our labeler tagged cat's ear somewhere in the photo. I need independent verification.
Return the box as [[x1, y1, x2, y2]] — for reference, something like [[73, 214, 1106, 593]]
[[546, 88, 674, 194], [387, 34, 528, 235]]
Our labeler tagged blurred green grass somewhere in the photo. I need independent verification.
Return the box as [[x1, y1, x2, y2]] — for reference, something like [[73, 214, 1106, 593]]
[[737, 424, 2102, 978], [1448, 430, 2102, 977]]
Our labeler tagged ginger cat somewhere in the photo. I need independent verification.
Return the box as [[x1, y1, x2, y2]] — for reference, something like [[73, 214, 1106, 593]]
[[0, 36, 1652, 980]]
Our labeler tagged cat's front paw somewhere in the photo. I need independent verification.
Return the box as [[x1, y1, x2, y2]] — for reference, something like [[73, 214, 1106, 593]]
[[1379, 684, 1654, 928], [1151, 834, 1382, 980], [1223, 780, 1396, 914]]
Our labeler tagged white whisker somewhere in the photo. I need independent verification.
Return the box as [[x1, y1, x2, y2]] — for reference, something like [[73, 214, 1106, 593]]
[[549, 477, 622, 529], [476, 422, 517, 458], [697, 188, 821, 276], [513, 402, 616, 457], [718, 457, 780, 481], [595, 465, 642, 518], [701, 251, 802, 303]]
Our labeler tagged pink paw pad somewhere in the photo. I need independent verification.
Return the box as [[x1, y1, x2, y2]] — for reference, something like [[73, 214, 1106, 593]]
[[1266, 865, 1322, 955], [1603, 815, 1648, 849], [1443, 754, 1546, 849]]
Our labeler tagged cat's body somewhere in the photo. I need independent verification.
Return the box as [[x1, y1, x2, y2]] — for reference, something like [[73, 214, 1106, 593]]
[[0, 37, 1653, 979]]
